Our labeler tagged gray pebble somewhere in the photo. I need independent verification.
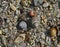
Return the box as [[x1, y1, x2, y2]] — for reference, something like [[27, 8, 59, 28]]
[[19, 21, 27, 30]]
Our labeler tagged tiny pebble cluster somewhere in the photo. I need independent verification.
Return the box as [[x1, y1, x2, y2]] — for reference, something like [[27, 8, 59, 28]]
[[0, 0, 60, 47]]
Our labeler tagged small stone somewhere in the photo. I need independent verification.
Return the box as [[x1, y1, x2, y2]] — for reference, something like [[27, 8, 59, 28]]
[[33, 0, 43, 6], [0, 30, 2, 35], [14, 33, 25, 44], [41, 15, 46, 20], [57, 44, 60, 47], [7, 19, 10, 23], [58, 42, 60, 45], [19, 21, 27, 30], [14, 16, 18, 19], [50, 5, 53, 9], [2, 35, 7, 45], [14, 27, 17, 30], [19, 34, 26, 41], [43, 2, 49, 7], [48, 13, 51, 16], [10, 3, 16, 11], [20, 0, 28, 6], [4, 35, 8, 38], [0, 46, 1, 47], [9, 27, 12, 30], [57, 0, 60, 2], [34, 22, 39, 28], [19, 42, 26, 47], [41, 32, 45, 39], [25, 32, 30, 42], [28, 0, 32, 4], [29, 10, 36, 17], [14, 36, 24, 44], [50, 27, 57, 37], [0, 17, 3, 25], [52, 37, 56, 41]]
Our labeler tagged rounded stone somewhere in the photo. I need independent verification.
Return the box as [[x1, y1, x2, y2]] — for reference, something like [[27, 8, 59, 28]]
[[19, 21, 27, 30], [29, 10, 36, 17]]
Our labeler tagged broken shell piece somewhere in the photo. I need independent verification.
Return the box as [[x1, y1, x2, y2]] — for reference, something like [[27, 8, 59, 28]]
[[10, 3, 16, 11], [19, 34, 26, 41], [14, 34, 25, 44]]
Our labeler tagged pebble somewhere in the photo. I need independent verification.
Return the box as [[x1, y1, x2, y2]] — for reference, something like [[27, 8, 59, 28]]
[[0, 30, 2, 35], [14, 36, 24, 44], [20, 0, 28, 7], [0, 0, 59, 47], [43, 2, 50, 7], [10, 3, 17, 11], [7, 19, 10, 23], [19, 21, 27, 30], [57, 44, 60, 47], [29, 10, 36, 17], [50, 27, 57, 37], [33, 0, 43, 6], [2, 35, 7, 46], [41, 32, 45, 39], [19, 34, 26, 40], [19, 42, 26, 47], [50, 5, 53, 10]]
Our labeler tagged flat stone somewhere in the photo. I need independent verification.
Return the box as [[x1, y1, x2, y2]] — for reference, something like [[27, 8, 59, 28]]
[[43, 2, 49, 7]]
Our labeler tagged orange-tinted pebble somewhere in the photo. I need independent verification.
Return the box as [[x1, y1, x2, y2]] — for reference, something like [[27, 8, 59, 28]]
[[29, 10, 36, 17]]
